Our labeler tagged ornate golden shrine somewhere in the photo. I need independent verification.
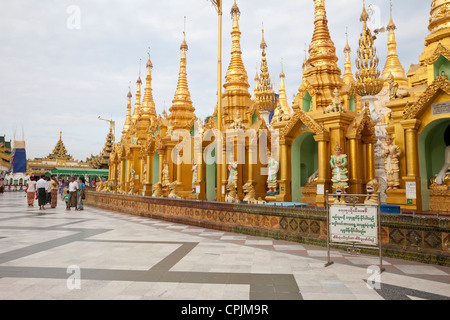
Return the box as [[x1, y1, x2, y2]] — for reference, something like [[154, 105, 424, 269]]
[[107, 0, 450, 214]]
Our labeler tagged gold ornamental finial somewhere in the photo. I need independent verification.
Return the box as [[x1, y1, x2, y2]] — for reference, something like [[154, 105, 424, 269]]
[[355, 0, 383, 96], [255, 26, 275, 112], [231, 0, 240, 18]]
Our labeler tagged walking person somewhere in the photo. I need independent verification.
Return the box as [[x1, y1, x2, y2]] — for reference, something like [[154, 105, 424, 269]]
[[36, 175, 47, 210], [77, 177, 86, 211], [50, 175, 59, 208], [26, 177, 37, 207], [45, 177, 51, 205], [64, 190, 70, 210], [68, 177, 78, 211], [0, 178, 4, 194]]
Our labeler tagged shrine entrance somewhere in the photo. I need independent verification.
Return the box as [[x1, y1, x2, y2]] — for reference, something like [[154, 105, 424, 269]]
[[291, 132, 318, 203], [205, 143, 217, 201], [419, 119, 450, 210]]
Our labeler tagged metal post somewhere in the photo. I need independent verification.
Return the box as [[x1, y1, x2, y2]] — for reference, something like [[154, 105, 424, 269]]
[[378, 191, 385, 273], [325, 190, 333, 267]]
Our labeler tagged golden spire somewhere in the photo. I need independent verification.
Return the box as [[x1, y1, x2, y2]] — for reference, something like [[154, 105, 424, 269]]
[[299, 0, 343, 110], [343, 28, 354, 85], [122, 87, 133, 136], [302, 43, 308, 74], [131, 66, 142, 127], [224, 0, 250, 93], [254, 67, 260, 96], [355, 1, 383, 96], [134, 49, 157, 141], [254, 26, 275, 112], [169, 30, 196, 130], [279, 60, 291, 114], [429, 0, 450, 35], [307, 0, 339, 67], [141, 51, 157, 119], [382, 1, 407, 87]]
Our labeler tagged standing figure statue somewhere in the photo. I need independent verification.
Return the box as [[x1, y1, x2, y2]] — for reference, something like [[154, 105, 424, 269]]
[[129, 165, 135, 194], [266, 150, 279, 196], [382, 134, 401, 190], [330, 143, 349, 192], [192, 160, 198, 193], [162, 160, 170, 188], [228, 160, 238, 185]]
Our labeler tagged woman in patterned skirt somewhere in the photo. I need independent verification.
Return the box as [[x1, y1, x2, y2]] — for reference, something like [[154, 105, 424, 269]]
[[50, 175, 59, 208]]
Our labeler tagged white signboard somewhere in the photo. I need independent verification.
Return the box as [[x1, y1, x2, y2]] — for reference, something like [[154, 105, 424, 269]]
[[317, 184, 325, 195], [432, 101, 450, 116], [329, 205, 378, 246], [405, 182, 417, 199]]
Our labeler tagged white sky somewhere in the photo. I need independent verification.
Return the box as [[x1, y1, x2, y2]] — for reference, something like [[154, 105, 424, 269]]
[[0, 0, 430, 161]]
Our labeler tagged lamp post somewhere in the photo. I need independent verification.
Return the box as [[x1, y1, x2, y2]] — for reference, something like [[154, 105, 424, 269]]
[[210, 0, 223, 201]]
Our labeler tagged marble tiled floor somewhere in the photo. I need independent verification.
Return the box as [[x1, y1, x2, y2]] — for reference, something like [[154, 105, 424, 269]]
[[0, 192, 449, 300]]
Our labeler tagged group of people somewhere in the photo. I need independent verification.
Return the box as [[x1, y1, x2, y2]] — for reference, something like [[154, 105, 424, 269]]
[[26, 176, 86, 211]]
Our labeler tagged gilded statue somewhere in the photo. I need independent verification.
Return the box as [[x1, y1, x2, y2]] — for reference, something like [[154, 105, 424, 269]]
[[231, 111, 245, 130], [228, 160, 238, 185], [225, 181, 239, 203], [435, 143, 450, 185], [168, 181, 182, 199], [129, 165, 135, 194], [243, 181, 257, 204], [162, 160, 170, 188], [388, 73, 409, 100], [167, 120, 174, 135], [152, 182, 163, 197], [364, 178, 379, 205], [330, 143, 349, 192], [266, 150, 279, 196], [325, 88, 344, 113], [192, 160, 198, 193], [382, 134, 401, 190]]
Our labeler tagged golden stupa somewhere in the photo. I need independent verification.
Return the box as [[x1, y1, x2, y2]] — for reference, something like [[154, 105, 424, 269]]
[[106, 0, 450, 214]]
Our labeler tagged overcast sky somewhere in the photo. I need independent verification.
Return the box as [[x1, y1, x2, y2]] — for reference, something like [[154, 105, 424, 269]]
[[0, 0, 430, 161]]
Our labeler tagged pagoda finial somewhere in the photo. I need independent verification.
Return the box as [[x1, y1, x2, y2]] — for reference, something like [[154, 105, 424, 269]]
[[169, 28, 195, 130], [343, 27, 354, 85], [355, 0, 383, 96], [123, 86, 133, 135], [307, 0, 339, 67], [382, 0, 407, 86], [255, 25, 275, 112], [279, 59, 290, 115], [224, 0, 250, 93]]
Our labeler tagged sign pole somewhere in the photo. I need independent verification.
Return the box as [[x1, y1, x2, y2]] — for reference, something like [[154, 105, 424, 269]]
[[325, 190, 333, 267], [378, 191, 385, 273]]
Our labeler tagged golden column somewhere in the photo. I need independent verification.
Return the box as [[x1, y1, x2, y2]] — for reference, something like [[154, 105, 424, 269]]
[[400, 119, 422, 210], [401, 119, 422, 178], [210, 0, 223, 201], [347, 134, 362, 194], [314, 132, 330, 207], [145, 153, 153, 196]]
